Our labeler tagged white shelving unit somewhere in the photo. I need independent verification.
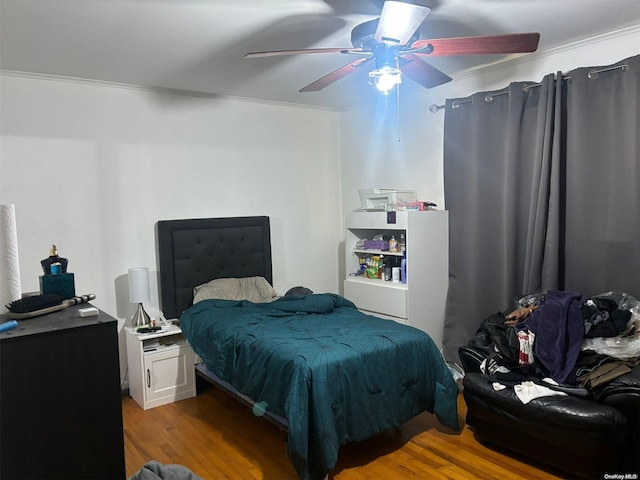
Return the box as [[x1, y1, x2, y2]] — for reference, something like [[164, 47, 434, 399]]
[[125, 325, 196, 410], [343, 210, 449, 348]]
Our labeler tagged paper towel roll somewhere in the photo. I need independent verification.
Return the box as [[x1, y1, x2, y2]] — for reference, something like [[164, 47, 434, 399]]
[[0, 204, 22, 312]]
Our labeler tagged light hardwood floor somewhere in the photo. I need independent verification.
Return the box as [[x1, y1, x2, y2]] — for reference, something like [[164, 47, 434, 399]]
[[123, 383, 566, 480]]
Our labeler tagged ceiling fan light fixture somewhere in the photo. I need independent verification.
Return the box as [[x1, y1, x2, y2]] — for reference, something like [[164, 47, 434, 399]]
[[369, 65, 402, 95], [369, 43, 402, 95]]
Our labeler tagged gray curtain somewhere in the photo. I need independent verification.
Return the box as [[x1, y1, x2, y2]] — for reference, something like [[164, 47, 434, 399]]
[[563, 56, 640, 295], [441, 54, 639, 363]]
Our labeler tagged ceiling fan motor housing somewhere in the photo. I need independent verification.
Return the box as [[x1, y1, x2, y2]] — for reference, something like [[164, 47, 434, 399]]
[[373, 44, 399, 70], [351, 19, 380, 48]]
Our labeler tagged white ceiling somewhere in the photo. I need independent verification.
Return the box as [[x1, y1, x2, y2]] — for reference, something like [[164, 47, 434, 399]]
[[1, 0, 639, 110]]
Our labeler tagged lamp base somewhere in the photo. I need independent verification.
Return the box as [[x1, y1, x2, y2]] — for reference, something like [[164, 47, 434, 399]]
[[131, 303, 151, 328]]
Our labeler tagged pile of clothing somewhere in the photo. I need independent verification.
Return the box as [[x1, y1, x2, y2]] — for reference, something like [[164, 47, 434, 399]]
[[467, 290, 640, 402]]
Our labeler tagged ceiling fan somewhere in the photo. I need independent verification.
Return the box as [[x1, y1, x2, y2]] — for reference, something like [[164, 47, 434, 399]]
[[244, 1, 540, 95]]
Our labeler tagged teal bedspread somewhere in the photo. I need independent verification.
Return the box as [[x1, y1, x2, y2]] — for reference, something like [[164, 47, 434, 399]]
[[180, 293, 459, 480]]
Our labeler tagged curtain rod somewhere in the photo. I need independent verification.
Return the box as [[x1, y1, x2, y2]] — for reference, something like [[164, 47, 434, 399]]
[[428, 62, 628, 113]]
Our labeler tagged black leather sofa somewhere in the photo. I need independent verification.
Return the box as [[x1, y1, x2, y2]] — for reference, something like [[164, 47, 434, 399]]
[[460, 344, 640, 478]]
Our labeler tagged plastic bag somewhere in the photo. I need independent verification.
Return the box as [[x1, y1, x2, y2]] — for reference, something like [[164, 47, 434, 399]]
[[592, 291, 640, 318], [582, 335, 640, 359], [581, 291, 640, 359]]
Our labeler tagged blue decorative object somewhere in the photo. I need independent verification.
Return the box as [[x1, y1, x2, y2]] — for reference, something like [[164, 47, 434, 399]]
[[40, 272, 75, 299]]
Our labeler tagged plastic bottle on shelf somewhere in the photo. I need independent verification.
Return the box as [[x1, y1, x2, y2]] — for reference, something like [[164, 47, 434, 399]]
[[382, 255, 392, 281], [401, 252, 407, 284], [388, 236, 398, 253]]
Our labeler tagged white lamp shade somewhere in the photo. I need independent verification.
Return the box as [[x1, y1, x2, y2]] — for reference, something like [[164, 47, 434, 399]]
[[128, 267, 150, 304]]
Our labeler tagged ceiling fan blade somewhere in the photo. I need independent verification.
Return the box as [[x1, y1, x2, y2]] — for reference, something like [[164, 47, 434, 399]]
[[244, 47, 360, 59], [411, 32, 540, 56], [375, 1, 431, 46], [400, 54, 452, 89], [300, 57, 373, 92]]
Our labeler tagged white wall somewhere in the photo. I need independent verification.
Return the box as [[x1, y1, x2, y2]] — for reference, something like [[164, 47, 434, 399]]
[[0, 75, 343, 380], [340, 26, 640, 214]]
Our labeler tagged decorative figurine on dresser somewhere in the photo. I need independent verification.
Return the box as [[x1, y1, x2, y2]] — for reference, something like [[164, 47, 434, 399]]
[[39, 244, 75, 299]]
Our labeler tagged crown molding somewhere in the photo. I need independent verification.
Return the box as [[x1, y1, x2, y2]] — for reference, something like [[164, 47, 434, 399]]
[[0, 69, 339, 112]]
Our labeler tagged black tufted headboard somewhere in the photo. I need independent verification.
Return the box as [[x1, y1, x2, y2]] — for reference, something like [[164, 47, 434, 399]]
[[156, 216, 272, 319]]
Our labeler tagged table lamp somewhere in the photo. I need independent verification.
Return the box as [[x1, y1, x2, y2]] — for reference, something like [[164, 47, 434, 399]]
[[128, 267, 151, 328]]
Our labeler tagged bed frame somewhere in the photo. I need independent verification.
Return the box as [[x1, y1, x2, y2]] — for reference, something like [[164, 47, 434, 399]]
[[155, 216, 287, 431]]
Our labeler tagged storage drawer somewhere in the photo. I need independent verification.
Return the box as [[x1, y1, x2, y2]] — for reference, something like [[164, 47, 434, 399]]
[[344, 278, 407, 319]]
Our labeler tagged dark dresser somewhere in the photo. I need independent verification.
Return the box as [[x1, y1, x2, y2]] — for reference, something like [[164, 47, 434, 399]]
[[0, 304, 125, 479]]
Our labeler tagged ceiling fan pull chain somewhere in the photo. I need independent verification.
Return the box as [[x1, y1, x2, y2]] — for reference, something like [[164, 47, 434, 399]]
[[396, 81, 401, 143]]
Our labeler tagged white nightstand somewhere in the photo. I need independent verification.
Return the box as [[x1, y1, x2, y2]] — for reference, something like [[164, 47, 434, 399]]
[[125, 324, 196, 410]]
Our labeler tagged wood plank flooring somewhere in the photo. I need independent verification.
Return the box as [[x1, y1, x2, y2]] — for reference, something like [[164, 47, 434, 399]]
[[123, 383, 566, 480]]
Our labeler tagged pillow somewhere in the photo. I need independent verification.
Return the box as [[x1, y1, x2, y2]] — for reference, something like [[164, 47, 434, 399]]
[[193, 276, 277, 304], [285, 286, 313, 297]]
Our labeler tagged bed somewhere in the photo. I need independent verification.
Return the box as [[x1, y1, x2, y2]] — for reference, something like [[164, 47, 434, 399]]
[[156, 216, 459, 480]]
